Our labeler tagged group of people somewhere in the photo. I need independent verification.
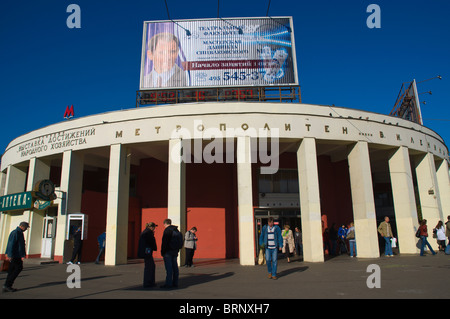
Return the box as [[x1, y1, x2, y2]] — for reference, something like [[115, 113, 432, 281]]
[[417, 217, 450, 256], [323, 222, 357, 257], [65, 227, 106, 265], [258, 218, 303, 280], [137, 219, 197, 289], [323, 215, 450, 259], [2, 216, 449, 292]]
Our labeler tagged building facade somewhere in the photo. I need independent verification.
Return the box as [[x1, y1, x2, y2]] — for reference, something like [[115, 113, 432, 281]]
[[1, 102, 449, 265]]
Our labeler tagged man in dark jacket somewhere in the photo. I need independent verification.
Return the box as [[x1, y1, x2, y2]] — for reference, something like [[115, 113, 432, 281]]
[[160, 219, 181, 288], [138, 222, 158, 288], [3, 222, 29, 292], [68, 226, 83, 264]]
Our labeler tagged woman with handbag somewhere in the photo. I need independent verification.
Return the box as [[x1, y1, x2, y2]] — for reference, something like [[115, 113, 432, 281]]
[[282, 225, 295, 263]]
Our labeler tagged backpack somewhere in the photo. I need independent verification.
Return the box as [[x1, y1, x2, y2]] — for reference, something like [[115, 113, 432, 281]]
[[415, 228, 421, 238], [169, 228, 184, 251]]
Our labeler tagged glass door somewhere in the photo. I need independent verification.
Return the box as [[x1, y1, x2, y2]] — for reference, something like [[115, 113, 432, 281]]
[[41, 216, 56, 258]]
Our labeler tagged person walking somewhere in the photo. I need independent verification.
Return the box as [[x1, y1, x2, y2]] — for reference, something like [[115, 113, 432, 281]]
[[445, 216, 450, 244], [294, 226, 302, 256], [282, 225, 295, 263], [418, 219, 436, 256], [138, 222, 158, 288], [435, 221, 446, 252], [347, 222, 357, 257], [67, 226, 83, 264], [3, 222, 29, 292], [259, 217, 283, 280], [184, 227, 198, 267], [95, 231, 106, 264], [160, 219, 183, 288], [377, 216, 394, 257]]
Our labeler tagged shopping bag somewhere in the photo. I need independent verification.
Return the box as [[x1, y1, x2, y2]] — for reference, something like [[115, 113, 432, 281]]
[[391, 237, 397, 248]]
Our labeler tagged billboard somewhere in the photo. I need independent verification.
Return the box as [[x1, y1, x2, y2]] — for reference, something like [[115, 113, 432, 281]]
[[139, 17, 298, 90]]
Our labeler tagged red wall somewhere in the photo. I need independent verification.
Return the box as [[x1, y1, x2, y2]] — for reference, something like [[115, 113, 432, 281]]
[[71, 152, 354, 262], [141, 207, 226, 259], [78, 191, 141, 262], [137, 160, 238, 259], [317, 156, 353, 229]]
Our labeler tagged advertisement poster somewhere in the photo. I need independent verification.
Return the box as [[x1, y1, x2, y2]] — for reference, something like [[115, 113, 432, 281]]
[[140, 17, 298, 90]]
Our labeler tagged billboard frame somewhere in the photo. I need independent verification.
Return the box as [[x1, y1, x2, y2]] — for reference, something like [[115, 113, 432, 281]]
[[139, 16, 298, 91]]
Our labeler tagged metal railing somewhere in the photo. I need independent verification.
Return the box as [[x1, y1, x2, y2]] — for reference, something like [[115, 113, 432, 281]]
[[136, 86, 301, 107]]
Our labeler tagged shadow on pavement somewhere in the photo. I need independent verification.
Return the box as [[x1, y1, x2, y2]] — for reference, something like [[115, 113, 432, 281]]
[[124, 271, 235, 291], [277, 266, 308, 278], [17, 274, 122, 292]]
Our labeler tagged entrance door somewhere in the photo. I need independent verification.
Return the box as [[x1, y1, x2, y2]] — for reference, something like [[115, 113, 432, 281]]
[[41, 217, 56, 258], [254, 209, 301, 257]]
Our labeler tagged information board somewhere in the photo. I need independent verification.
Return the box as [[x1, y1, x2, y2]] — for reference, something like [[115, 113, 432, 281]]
[[140, 17, 298, 90]]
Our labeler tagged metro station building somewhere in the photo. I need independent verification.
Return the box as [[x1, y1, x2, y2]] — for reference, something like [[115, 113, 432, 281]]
[[1, 100, 449, 265], [1, 17, 449, 266]]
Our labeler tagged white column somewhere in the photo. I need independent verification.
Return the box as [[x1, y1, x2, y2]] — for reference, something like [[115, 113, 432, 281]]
[[297, 138, 324, 262], [388, 146, 419, 254], [25, 158, 51, 257], [4, 165, 27, 194], [105, 144, 130, 266], [0, 165, 27, 258], [347, 141, 379, 258], [167, 138, 186, 264], [435, 159, 450, 219], [237, 135, 255, 265], [414, 152, 444, 250], [54, 150, 84, 263]]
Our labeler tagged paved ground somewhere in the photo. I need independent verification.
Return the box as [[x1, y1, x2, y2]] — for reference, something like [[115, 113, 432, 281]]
[[1, 252, 449, 301]]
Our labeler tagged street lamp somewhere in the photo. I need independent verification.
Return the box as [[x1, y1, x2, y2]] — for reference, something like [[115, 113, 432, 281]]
[[417, 75, 442, 84]]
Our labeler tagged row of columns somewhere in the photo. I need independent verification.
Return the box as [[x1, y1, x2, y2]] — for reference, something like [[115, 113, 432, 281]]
[[167, 137, 448, 265], [1, 138, 449, 265]]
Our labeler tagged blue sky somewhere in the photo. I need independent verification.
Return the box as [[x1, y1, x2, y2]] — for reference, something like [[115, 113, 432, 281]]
[[1, 0, 449, 156]]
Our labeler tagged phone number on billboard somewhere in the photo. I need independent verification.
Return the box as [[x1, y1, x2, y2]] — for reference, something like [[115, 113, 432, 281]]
[[209, 71, 263, 82]]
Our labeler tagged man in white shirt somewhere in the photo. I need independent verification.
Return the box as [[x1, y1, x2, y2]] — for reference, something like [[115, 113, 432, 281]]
[[144, 32, 187, 89], [259, 217, 283, 279]]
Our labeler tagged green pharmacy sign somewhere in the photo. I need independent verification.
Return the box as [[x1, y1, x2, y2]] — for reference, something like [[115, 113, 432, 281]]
[[0, 192, 33, 212]]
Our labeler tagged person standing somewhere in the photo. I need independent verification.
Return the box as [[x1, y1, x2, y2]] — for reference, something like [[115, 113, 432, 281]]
[[377, 216, 394, 257], [419, 219, 436, 256], [95, 231, 106, 264], [160, 219, 182, 288], [329, 223, 338, 256], [347, 222, 357, 257], [435, 221, 446, 252], [338, 224, 348, 254], [259, 217, 283, 280], [445, 216, 450, 245], [294, 226, 302, 256], [138, 222, 158, 288], [282, 225, 295, 263], [67, 226, 83, 264], [184, 227, 198, 267], [3, 222, 29, 292]]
